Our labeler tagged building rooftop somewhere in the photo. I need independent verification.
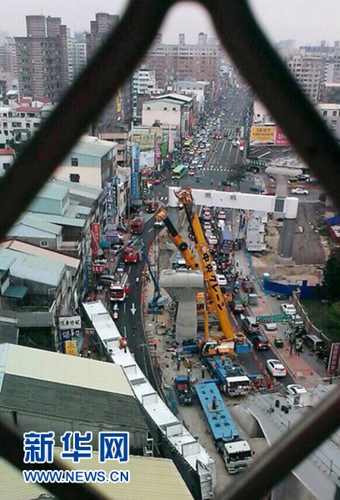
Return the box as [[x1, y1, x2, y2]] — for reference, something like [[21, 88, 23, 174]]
[[0, 240, 80, 271], [51, 176, 103, 197], [0, 248, 65, 287], [31, 212, 85, 228], [14, 213, 62, 235], [0, 451, 192, 500], [36, 183, 69, 201], [154, 93, 193, 103], [0, 149, 15, 156], [68, 135, 117, 158], [0, 343, 133, 396]]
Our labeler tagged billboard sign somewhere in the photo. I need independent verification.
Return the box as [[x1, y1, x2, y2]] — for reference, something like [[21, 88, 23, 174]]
[[65, 340, 78, 356], [140, 150, 155, 169], [91, 223, 101, 259], [59, 315, 82, 354], [92, 264, 106, 273], [130, 133, 155, 150], [275, 126, 290, 146], [327, 342, 340, 375], [250, 126, 275, 144]]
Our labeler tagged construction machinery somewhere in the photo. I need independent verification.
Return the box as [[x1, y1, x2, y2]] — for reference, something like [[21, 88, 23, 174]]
[[157, 189, 249, 353], [140, 243, 167, 313]]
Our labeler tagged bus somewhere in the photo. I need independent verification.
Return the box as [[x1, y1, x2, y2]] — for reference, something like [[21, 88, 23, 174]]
[[172, 164, 188, 179], [218, 227, 235, 254]]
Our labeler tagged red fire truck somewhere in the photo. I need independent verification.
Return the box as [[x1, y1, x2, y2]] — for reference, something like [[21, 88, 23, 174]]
[[123, 245, 140, 264], [109, 273, 129, 301], [130, 218, 144, 234]]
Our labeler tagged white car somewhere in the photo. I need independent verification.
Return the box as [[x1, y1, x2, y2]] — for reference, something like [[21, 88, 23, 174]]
[[266, 359, 287, 378], [207, 235, 218, 246], [281, 303, 297, 316], [264, 322, 277, 331], [216, 274, 227, 286], [291, 188, 309, 195], [212, 261, 217, 271], [286, 384, 307, 396], [154, 219, 164, 228]]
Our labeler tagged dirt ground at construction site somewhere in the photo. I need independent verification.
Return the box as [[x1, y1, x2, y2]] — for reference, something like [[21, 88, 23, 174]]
[[251, 201, 334, 284]]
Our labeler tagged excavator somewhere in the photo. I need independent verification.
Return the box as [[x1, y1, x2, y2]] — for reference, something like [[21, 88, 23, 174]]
[[157, 188, 248, 355]]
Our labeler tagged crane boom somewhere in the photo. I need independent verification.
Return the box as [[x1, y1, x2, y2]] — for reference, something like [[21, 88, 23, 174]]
[[174, 188, 235, 341]]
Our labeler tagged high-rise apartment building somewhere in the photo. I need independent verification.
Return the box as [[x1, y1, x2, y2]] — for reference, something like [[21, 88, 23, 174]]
[[143, 33, 221, 89], [85, 12, 120, 59], [287, 53, 322, 102], [15, 16, 69, 101], [86, 13, 132, 130], [67, 38, 87, 84]]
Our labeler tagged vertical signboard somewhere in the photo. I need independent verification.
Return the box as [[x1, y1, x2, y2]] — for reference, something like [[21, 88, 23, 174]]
[[131, 140, 140, 199], [91, 223, 101, 259], [327, 342, 340, 376], [105, 177, 119, 242], [59, 315, 82, 354]]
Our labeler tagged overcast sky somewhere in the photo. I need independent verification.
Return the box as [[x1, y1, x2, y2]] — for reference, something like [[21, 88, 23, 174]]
[[1, 0, 339, 47]]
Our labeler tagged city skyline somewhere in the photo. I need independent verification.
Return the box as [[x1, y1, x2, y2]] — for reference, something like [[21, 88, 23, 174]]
[[1, 0, 340, 48]]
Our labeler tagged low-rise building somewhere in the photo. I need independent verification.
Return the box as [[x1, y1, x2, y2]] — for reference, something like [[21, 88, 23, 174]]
[[54, 135, 117, 188], [0, 343, 150, 451]]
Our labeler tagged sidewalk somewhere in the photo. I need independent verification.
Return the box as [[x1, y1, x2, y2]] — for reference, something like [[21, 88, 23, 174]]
[[235, 248, 324, 389]]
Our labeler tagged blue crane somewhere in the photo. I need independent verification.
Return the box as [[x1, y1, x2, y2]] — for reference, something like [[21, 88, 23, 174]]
[[140, 243, 167, 313]]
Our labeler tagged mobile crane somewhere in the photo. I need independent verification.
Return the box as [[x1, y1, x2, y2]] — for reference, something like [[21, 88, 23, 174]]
[[157, 190, 248, 354], [140, 242, 167, 313]]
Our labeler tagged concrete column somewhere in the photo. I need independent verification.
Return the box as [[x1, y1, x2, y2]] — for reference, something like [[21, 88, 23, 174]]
[[159, 269, 203, 343], [277, 218, 296, 260]]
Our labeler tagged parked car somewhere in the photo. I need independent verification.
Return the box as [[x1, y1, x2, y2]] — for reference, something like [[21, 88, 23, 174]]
[[154, 219, 164, 228], [274, 338, 284, 348], [281, 303, 297, 316], [266, 359, 287, 378], [286, 384, 307, 396], [252, 335, 270, 350], [304, 334, 324, 353], [291, 188, 309, 195], [289, 314, 304, 327]]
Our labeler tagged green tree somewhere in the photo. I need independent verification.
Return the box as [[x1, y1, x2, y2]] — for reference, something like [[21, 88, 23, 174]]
[[227, 163, 248, 190], [323, 302, 340, 342], [323, 250, 340, 302]]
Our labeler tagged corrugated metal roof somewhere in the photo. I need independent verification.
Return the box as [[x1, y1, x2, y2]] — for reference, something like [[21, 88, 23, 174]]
[[55, 451, 193, 500], [18, 213, 62, 235], [0, 457, 50, 500], [0, 240, 80, 270], [0, 344, 133, 396], [0, 453, 192, 500], [67, 204, 91, 217], [69, 134, 117, 158], [0, 248, 65, 286], [30, 212, 85, 228], [36, 183, 69, 201]]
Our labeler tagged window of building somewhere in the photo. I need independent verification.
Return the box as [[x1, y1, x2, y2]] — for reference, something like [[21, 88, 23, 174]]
[[3, 163, 11, 172], [164, 107, 168, 110], [333, 111, 337, 116], [70, 173, 80, 183], [147, 106, 151, 110], [172, 107, 176, 111], [323, 110, 327, 116], [40, 241, 49, 248], [71, 157, 78, 166]]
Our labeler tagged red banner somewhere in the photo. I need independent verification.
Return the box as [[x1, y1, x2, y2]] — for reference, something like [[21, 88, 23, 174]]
[[91, 223, 101, 259], [92, 264, 106, 274]]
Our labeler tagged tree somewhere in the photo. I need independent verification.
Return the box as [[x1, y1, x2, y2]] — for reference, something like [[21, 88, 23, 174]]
[[323, 302, 340, 342], [322, 250, 340, 302], [227, 163, 248, 191]]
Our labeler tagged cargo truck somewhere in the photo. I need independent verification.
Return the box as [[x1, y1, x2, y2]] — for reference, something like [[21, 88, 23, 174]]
[[195, 382, 252, 473]]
